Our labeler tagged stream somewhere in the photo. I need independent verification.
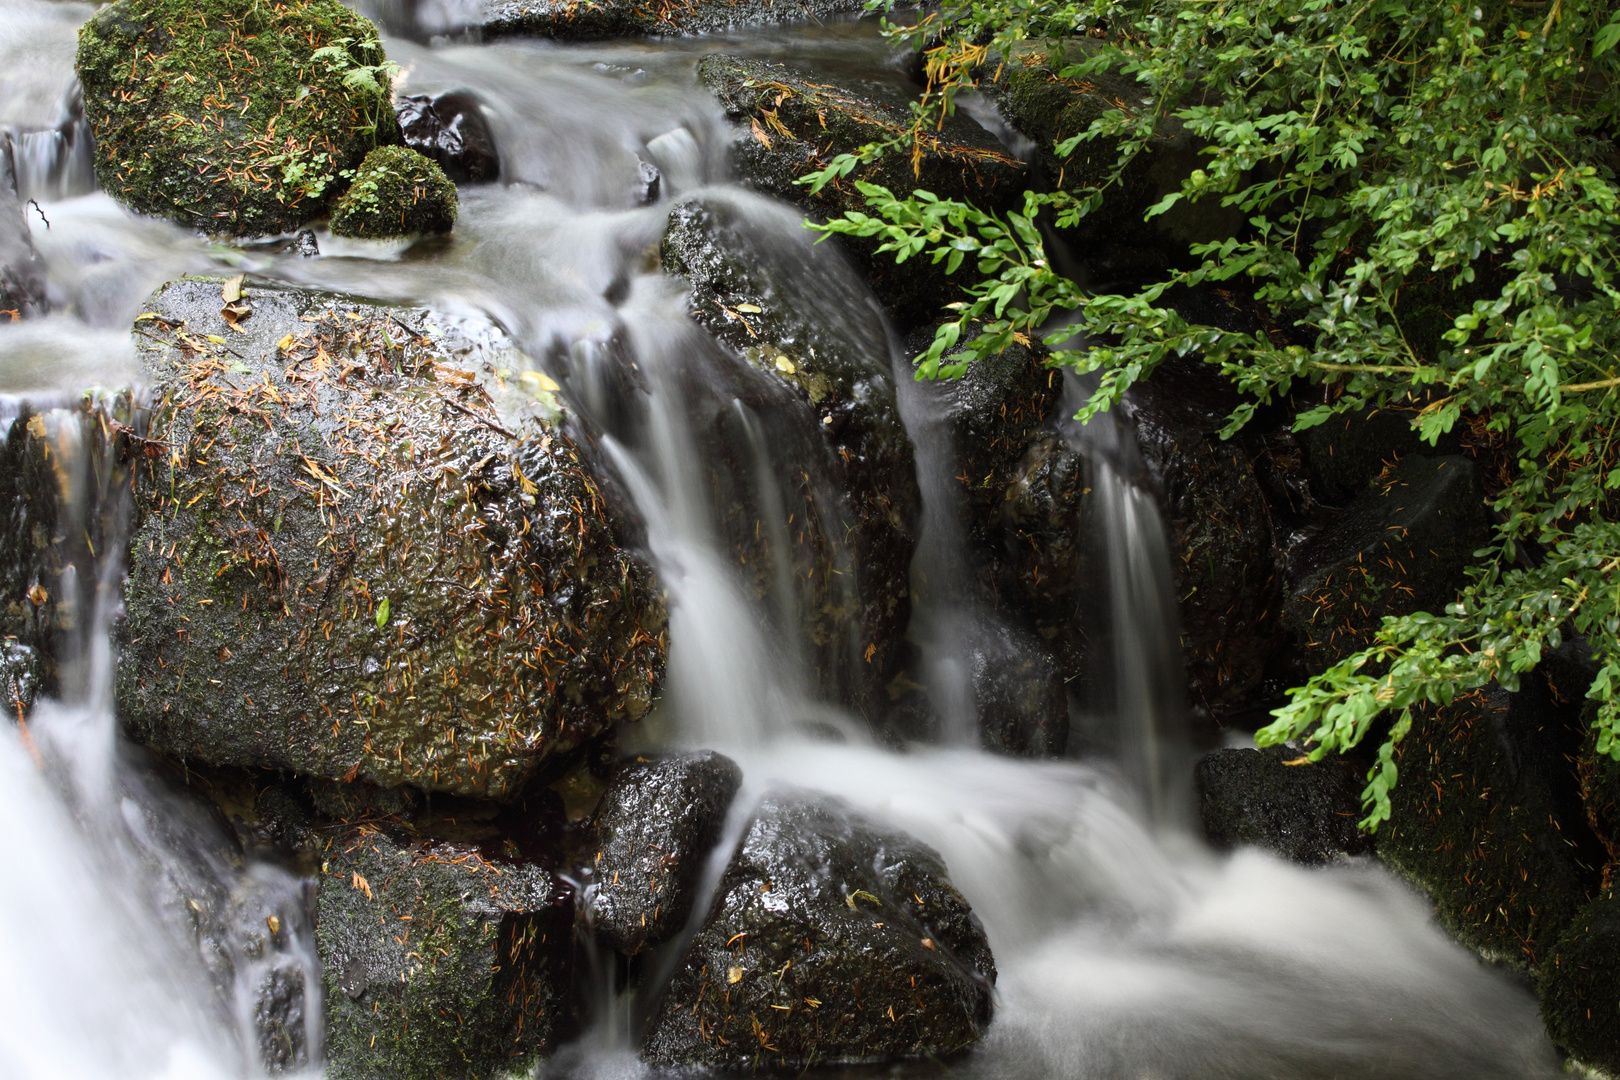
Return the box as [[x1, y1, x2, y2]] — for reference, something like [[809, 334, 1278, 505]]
[[0, 3, 1567, 1078]]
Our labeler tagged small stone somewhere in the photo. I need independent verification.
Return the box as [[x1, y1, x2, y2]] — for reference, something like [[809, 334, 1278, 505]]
[[329, 146, 458, 239]]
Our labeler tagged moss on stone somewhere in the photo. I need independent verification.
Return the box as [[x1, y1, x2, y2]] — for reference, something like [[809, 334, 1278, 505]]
[[329, 146, 458, 239], [317, 826, 574, 1080], [115, 278, 666, 799], [1379, 691, 1601, 969], [1538, 890, 1620, 1074], [76, 0, 396, 236]]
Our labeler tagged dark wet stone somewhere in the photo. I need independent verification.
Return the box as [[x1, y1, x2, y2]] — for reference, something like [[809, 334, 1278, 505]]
[[397, 91, 500, 185], [1539, 892, 1620, 1074], [480, 0, 866, 39], [635, 157, 661, 204], [76, 0, 398, 236], [114, 278, 666, 799], [697, 54, 1026, 328], [1281, 454, 1488, 673], [969, 622, 1068, 757], [0, 149, 47, 316], [661, 196, 918, 717], [643, 792, 994, 1070], [1380, 690, 1603, 968], [255, 966, 311, 1072], [317, 828, 574, 1080], [1300, 407, 1463, 506], [1195, 746, 1369, 864], [1125, 376, 1282, 721], [587, 750, 742, 954]]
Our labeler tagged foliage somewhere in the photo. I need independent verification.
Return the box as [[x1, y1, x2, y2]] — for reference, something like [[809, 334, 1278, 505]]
[[802, 0, 1620, 827]]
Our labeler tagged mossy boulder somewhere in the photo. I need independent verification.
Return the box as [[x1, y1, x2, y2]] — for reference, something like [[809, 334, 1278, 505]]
[[76, 0, 396, 236], [1539, 891, 1620, 1074], [987, 38, 1243, 272], [317, 827, 574, 1080], [114, 278, 666, 799], [480, 0, 865, 39], [586, 750, 742, 954], [1195, 745, 1370, 864], [661, 196, 919, 716], [1281, 454, 1488, 674], [642, 792, 995, 1070], [1379, 690, 1603, 968], [329, 146, 458, 239], [696, 54, 1026, 328]]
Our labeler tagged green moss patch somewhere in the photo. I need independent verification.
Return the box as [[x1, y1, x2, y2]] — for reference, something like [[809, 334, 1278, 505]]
[[76, 0, 396, 236], [330, 146, 458, 239]]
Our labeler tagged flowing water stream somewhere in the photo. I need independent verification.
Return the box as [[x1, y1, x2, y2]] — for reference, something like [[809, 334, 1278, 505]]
[[0, 5, 1568, 1079]]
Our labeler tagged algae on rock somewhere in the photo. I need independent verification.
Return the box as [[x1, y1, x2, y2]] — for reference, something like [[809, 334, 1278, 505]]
[[76, 0, 397, 235], [317, 827, 574, 1080], [329, 146, 459, 239], [115, 278, 666, 799]]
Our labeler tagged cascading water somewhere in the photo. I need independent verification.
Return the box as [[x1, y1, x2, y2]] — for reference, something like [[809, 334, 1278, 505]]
[[0, 7, 1569, 1080]]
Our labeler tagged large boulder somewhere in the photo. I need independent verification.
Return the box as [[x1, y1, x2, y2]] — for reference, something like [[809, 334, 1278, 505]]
[[661, 196, 918, 716], [114, 278, 666, 798], [317, 827, 574, 1080], [480, 0, 864, 39], [1378, 690, 1604, 968], [643, 793, 995, 1070], [1281, 454, 1488, 673], [586, 751, 742, 954], [76, 0, 397, 236], [697, 54, 1026, 327], [1195, 745, 1370, 864]]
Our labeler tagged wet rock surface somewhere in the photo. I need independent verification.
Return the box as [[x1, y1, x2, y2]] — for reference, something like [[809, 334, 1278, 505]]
[[587, 750, 742, 954], [115, 278, 666, 798], [698, 54, 1025, 327], [1125, 376, 1282, 721], [397, 91, 500, 185], [662, 196, 918, 715], [1379, 690, 1604, 968], [1196, 746, 1369, 864], [329, 146, 459, 238], [1281, 454, 1488, 673], [480, 0, 865, 40], [1539, 891, 1620, 1075], [317, 827, 574, 1080], [967, 622, 1068, 756], [643, 792, 995, 1069], [76, 0, 397, 236], [0, 158, 46, 316]]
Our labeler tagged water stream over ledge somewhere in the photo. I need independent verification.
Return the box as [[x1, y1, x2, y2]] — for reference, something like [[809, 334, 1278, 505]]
[[0, 6, 1567, 1079]]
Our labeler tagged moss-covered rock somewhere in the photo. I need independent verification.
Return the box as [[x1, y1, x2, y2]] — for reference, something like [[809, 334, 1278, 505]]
[[987, 39, 1243, 271], [661, 196, 918, 717], [1195, 745, 1370, 864], [329, 146, 458, 239], [115, 278, 666, 799], [1281, 454, 1488, 673], [1379, 690, 1603, 968], [586, 750, 742, 954], [317, 827, 574, 1080], [1539, 890, 1620, 1074], [480, 0, 865, 39], [642, 792, 995, 1070], [76, 0, 397, 236], [696, 54, 1026, 328]]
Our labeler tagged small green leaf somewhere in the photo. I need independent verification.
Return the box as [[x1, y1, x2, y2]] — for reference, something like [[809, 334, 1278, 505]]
[[375, 597, 390, 628]]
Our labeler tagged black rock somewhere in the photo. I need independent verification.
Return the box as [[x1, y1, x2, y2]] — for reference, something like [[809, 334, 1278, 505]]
[[587, 750, 742, 953], [1301, 407, 1462, 505], [0, 144, 47, 317], [317, 828, 575, 1080], [1281, 454, 1488, 672], [396, 91, 500, 185], [969, 622, 1068, 757], [1539, 893, 1620, 1073], [1195, 746, 1370, 864], [643, 792, 994, 1070]]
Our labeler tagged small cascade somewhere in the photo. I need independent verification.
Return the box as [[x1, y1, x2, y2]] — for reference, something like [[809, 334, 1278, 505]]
[[6, 84, 97, 203]]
